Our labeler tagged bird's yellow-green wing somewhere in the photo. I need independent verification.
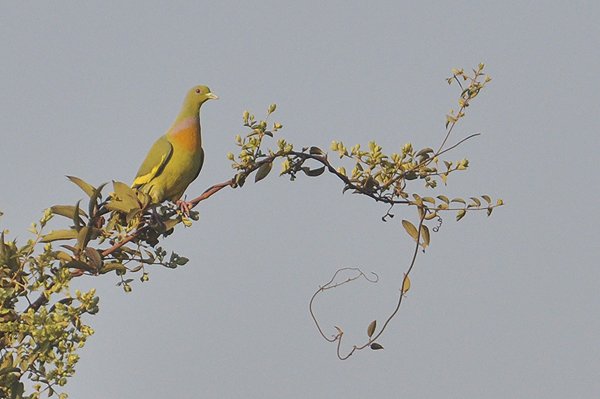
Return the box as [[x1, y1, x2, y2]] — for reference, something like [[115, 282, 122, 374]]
[[132, 136, 173, 187], [190, 147, 205, 183]]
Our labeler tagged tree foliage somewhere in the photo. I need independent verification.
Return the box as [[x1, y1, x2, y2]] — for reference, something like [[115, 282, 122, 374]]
[[0, 64, 501, 397]]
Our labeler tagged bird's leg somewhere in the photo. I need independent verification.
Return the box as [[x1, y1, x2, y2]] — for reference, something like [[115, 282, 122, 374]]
[[176, 199, 193, 217]]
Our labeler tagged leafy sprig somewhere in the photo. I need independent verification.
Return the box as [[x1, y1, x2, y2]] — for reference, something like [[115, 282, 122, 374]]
[[0, 63, 501, 397]]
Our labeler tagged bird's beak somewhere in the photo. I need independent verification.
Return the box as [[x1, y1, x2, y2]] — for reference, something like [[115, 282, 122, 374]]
[[207, 93, 219, 100]]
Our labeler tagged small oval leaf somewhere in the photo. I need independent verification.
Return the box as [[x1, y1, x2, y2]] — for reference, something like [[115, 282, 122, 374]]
[[415, 147, 433, 157], [402, 274, 411, 293], [100, 262, 127, 275], [370, 343, 384, 350], [65, 259, 96, 272], [304, 166, 325, 177], [309, 146, 325, 156], [84, 247, 103, 270], [55, 250, 73, 262], [424, 211, 438, 220], [254, 162, 273, 183], [421, 225, 430, 248], [402, 220, 419, 242], [367, 320, 377, 338], [436, 195, 450, 204]]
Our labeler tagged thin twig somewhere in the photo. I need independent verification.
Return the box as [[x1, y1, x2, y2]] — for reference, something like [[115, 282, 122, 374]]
[[309, 208, 427, 360]]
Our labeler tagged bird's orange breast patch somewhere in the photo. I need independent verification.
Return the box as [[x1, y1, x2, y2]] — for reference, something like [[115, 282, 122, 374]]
[[169, 118, 201, 151]]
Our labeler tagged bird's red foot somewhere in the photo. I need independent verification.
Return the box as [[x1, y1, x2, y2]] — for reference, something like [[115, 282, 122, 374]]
[[176, 200, 193, 217]]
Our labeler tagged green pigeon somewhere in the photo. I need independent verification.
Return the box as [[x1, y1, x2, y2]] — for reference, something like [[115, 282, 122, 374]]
[[132, 85, 218, 213]]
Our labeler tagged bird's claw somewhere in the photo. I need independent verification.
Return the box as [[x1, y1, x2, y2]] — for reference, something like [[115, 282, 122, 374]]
[[176, 200, 193, 217]]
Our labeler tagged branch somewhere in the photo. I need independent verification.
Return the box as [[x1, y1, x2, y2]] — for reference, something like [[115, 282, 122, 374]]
[[100, 180, 234, 258], [309, 208, 426, 360], [287, 151, 412, 205]]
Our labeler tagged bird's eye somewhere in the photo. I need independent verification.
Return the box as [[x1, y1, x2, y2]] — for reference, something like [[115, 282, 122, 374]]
[[195, 88, 202, 94]]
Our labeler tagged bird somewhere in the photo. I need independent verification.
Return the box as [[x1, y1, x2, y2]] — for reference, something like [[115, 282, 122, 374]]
[[132, 85, 218, 214]]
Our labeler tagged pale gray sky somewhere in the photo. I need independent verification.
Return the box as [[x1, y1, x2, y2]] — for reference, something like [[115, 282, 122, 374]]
[[1, 1, 599, 398]]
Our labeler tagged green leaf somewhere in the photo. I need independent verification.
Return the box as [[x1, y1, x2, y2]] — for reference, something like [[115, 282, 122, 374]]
[[304, 166, 325, 177], [89, 182, 108, 216], [404, 171, 417, 180], [0, 233, 7, 259], [105, 200, 136, 213], [402, 274, 411, 293], [481, 195, 491, 204], [451, 197, 466, 205], [125, 208, 143, 224], [402, 220, 419, 242], [113, 181, 137, 202], [370, 343, 384, 350], [456, 209, 466, 221], [367, 320, 377, 337], [234, 173, 247, 187], [422, 196, 435, 204], [415, 147, 434, 158], [309, 146, 325, 156], [440, 173, 448, 185], [40, 229, 78, 243], [254, 162, 273, 183], [421, 225, 430, 248], [130, 264, 144, 273], [161, 217, 180, 231], [76, 226, 91, 250], [342, 184, 354, 194], [176, 256, 189, 266], [10, 381, 25, 399], [67, 175, 96, 197], [73, 200, 83, 231], [100, 262, 127, 274], [107, 181, 141, 213], [50, 205, 88, 219], [55, 250, 73, 262], [84, 247, 103, 270], [136, 190, 152, 209], [469, 197, 481, 207], [436, 195, 449, 204], [0, 367, 20, 377], [77, 226, 90, 249], [1, 353, 13, 369], [65, 259, 96, 272]]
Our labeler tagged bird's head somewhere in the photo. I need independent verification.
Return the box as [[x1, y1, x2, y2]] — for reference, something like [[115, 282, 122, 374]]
[[185, 85, 219, 108]]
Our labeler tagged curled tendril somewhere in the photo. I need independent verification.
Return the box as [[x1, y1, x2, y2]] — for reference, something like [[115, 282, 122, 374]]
[[309, 267, 379, 345], [381, 203, 395, 222], [432, 215, 443, 232]]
